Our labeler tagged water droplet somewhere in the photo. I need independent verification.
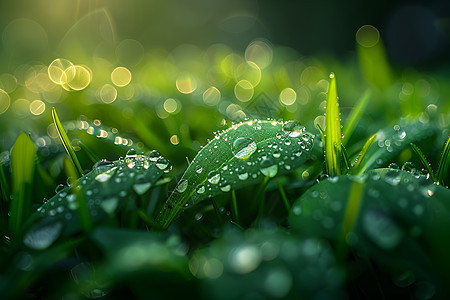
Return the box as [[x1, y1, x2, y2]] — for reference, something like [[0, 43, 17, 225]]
[[125, 157, 136, 168], [176, 179, 188, 193], [195, 165, 203, 174], [329, 72, 335, 78], [282, 120, 305, 137], [156, 158, 172, 172], [55, 184, 65, 193], [147, 150, 161, 161], [23, 222, 63, 250], [292, 205, 302, 215], [220, 185, 231, 192], [125, 148, 137, 157], [389, 163, 399, 169], [232, 137, 257, 159], [363, 210, 403, 249], [197, 185, 205, 194], [208, 171, 220, 184], [133, 182, 152, 195], [402, 162, 416, 173], [272, 150, 281, 158], [260, 158, 278, 178], [195, 213, 203, 221], [393, 125, 406, 140], [95, 166, 118, 182], [100, 197, 119, 214], [238, 172, 248, 180]]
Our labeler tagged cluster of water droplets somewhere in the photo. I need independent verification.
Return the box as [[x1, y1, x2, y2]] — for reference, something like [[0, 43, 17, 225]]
[[171, 120, 314, 205]]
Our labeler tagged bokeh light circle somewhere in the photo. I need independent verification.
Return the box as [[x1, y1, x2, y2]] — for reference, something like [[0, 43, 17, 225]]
[[111, 67, 132, 87], [356, 25, 380, 48], [0, 89, 10, 114]]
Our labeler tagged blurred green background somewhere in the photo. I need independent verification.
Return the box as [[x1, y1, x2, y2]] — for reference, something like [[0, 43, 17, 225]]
[[0, 0, 449, 160]]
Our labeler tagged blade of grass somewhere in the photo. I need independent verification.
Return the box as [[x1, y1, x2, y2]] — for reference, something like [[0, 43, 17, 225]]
[[342, 90, 371, 146], [325, 73, 342, 176], [410, 143, 435, 182], [52, 108, 84, 177], [352, 133, 377, 175], [436, 136, 450, 186], [336, 179, 365, 261], [0, 162, 9, 209], [9, 132, 37, 236], [341, 144, 350, 174], [276, 180, 290, 212], [231, 189, 239, 224], [78, 140, 99, 164], [64, 157, 92, 233]]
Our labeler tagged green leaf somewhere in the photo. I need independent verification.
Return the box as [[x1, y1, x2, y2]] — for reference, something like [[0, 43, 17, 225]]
[[289, 169, 450, 282], [52, 108, 84, 178], [436, 135, 450, 186], [25, 151, 169, 246], [325, 73, 342, 176], [9, 132, 37, 236], [410, 143, 435, 182], [354, 121, 435, 174], [156, 120, 315, 229], [342, 90, 370, 146]]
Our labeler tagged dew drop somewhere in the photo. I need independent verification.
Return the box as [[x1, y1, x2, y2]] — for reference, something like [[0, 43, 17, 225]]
[[197, 185, 205, 194], [282, 120, 305, 138], [133, 182, 152, 195], [176, 179, 188, 193], [23, 222, 63, 250], [147, 150, 161, 161], [232, 137, 257, 159], [238, 172, 248, 181], [260, 158, 278, 178], [208, 171, 221, 184], [220, 184, 231, 192], [125, 148, 137, 157], [55, 184, 65, 193], [156, 158, 172, 172], [195, 165, 203, 174], [92, 159, 115, 170]]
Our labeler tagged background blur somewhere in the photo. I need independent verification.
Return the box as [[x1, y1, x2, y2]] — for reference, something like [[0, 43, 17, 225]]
[[0, 0, 449, 160]]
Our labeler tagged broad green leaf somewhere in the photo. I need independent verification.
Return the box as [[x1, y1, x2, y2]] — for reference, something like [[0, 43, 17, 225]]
[[9, 132, 37, 236], [156, 120, 315, 229], [325, 73, 342, 176], [289, 168, 450, 285], [52, 108, 84, 177], [353, 121, 436, 174], [24, 151, 170, 249]]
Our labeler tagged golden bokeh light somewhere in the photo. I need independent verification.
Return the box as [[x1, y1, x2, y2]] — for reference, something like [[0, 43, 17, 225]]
[[29, 99, 45, 115], [170, 134, 179, 145], [314, 115, 326, 131], [245, 39, 273, 69], [111, 67, 132, 87], [12, 98, 30, 117], [203, 86, 221, 106], [164, 98, 179, 113], [0, 89, 10, 114], [67, 65, 92, 90], [0, 74, 18, 93], [99, 84, 117, 103], [48, 58, 75, 85], [176, 75, 197, 94], [356, 25, 380, 48], [234, 80, 254, 102], [279, 88, 296, 105]]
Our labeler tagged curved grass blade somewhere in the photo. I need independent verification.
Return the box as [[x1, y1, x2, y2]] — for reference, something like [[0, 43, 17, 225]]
[[410, 143, 435, 182], [156, 119, 315, 229], [352, 133, 377, 174], [436, 136, 450, 186], [342, 90, 371, 146], [52, 108, 84, 178], [355, 121, 436, 174], [9, 132, 37, 236], [325, 73, 342, 176]]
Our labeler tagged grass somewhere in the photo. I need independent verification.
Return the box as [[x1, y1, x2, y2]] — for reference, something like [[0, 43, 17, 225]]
[[0, 34, 449, 300]]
